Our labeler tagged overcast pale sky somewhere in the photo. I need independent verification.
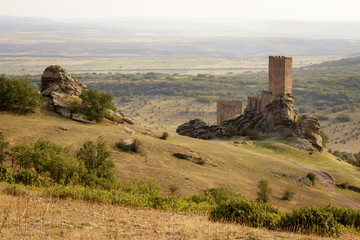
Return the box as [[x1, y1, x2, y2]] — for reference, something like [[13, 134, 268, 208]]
[[0, 0, 359, 21]]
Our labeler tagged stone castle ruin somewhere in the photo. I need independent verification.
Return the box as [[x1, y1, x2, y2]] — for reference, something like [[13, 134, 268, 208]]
[[216, 100, 242, 125], [245, 56, 292, 114], [177, 56, 323, 152]]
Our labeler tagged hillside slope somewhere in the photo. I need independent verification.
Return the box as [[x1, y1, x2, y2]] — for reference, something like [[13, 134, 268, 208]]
[[1, 107, 360, 212]]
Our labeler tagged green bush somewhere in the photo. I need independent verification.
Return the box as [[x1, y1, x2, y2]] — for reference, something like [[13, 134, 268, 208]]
[[306, 172, 316, 184], [224, 124, 238, 138], [0, 76, 40, 113], [79, 88, 116, 121], [280, 207, 341, 236], [2, 183, 26, 196], [9, 142, 33, 169], [256, 179, 272, 203], [169, 183, 179, 195], [77, 137, 115, 187], [116, 138, 142, 154], [282, 188, 296, 201], [245, 129, 261, 140], [0, 132, 9, 164], [320, 130, 329, 147], [209, 197, 281, 229], [0, 164, 13, 183], [13, 169, 40, 185], [160, 132, 169, 140], [32, 140, 85, 185], [335, 115, 351, 123]]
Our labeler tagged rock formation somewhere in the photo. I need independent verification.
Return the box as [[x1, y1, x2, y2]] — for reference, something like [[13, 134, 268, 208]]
[[176, 119, 227, 139], [41, 65, 87, 97], [41, 65, 134, 125], [222, 94, 322, 151]]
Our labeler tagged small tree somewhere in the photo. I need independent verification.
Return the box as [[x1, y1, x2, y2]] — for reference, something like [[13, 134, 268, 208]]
[[79, 88, 116, 121], [320, 130, 329, 147], [307, 172, 316, 185], [160, 132, 169, 140], [77, 136, 115, 186], [0, 132, 9, 164], [224, 124, 237, 138], [256, 179, 272, 203]]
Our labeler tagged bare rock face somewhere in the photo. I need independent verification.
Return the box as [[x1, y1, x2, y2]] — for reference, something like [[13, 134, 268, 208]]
[[177, 94, 323, 152], [176, 119, 227, 139], [41, 65, 87, 96], [299, 115, 322, 151], [222, 94, 323, 151]]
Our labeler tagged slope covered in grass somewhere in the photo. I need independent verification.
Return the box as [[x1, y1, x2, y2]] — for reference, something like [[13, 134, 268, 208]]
[[1, 106, 360, 212]]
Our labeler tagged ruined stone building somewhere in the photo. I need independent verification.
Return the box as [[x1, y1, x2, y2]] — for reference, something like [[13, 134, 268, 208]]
[[216, 100, 242, 125], [216, 56, 292, 124], [245, 56, 292, 113]]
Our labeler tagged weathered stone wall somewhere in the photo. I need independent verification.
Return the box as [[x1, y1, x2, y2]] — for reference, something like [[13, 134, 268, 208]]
[[268, 56, 292, 97], [245, 96, 261, 113], [261, 90, 274, 110], [217, 100, 242, 125]]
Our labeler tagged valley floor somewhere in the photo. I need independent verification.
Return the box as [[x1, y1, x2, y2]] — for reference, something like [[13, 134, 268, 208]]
[[1, 190, 359, 240]]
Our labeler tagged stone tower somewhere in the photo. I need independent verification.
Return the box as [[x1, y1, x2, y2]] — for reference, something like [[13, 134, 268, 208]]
[[268, 56, 292, 97], [217, 100, 242, 125]]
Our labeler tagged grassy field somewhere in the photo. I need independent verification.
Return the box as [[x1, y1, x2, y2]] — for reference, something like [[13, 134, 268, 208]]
[[1, 107, 360, 212]]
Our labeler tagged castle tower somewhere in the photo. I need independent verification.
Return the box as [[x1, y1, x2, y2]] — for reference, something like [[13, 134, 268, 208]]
[[268, 56, 292, 97]]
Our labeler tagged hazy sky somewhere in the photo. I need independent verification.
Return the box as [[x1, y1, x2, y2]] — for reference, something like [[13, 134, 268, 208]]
[[1, 0, 359, 21]]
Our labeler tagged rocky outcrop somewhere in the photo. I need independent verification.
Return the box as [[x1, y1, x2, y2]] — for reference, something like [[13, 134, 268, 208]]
[[177, 94, 323, 152], [41, 65, 87, 96], [272, 171, 313, 187], [221, 94, 323, 152], [176, 119, 227, 139], [40, 65, 132, 125]]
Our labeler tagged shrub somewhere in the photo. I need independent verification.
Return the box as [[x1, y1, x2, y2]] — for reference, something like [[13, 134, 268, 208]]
[[160, 132, 169, 140], [77, 137, 115, 187], [0, 132, 9, 164], [79, 88, 116, 121], [282, 188, 296, 201], [0, 76, 41, 113], [32, 140, 85, 185], [0, 164, 13, 183], [169, 183, 179, 195], [203, 187, 236, 205], [335, 115, 351, 123], [280, 207, 341, 236], [2, 183, 26, 196], [306, 172, 316, 184], [245, 129, 261, 140], [320, 130, 329, 147], [9, 142, 33, 169], [116, 138, 142, 154], [209, 197, 281, 229], [256, 179, 272, 203], [13, 169, 40, 185], [224, 124, 238, 138]]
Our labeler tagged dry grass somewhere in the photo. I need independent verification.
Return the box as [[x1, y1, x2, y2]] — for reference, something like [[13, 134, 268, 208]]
[[1, 189, 359, 240]]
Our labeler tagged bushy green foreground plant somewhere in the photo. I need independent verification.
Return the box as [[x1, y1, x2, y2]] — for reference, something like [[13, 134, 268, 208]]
[[209, 197, 281, 229], [0, 76, 40, 113], [1, 136, 114, 188]]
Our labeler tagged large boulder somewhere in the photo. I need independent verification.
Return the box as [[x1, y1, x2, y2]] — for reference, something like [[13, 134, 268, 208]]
[[176, 119, 227, 139], [41, 65, 87, 97]]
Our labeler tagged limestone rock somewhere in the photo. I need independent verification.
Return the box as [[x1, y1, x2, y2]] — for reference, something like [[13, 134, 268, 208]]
[[71, 113, 96, 124], [41, 65, 87, 96], [123, 117, 135, 125], [272, 171, 313, 187], [123, 127, 135, 135], [51, 91, 80, 118], [299, 115, 322, 151], [176, 119, 227, 139]]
